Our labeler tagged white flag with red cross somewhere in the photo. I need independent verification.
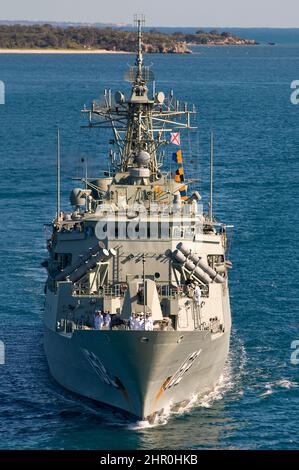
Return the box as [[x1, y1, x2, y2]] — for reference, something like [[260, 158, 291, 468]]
[[170, 132, 180, 146]]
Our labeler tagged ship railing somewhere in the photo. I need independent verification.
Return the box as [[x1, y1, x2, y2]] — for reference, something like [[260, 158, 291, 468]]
[[102, 284, 125, 298], [72, 283, 208, 300], [192, 317, 224, 334], [57, 318, 175, 333], [57, 318, 96, 333], [57, 315, 223, 335], [159, 284, 209, 300], [159, 285, 183, 299], [72, 284, 125, 298]]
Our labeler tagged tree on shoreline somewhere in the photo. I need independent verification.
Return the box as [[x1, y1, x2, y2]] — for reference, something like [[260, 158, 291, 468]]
[[0, 24, 256, 51]]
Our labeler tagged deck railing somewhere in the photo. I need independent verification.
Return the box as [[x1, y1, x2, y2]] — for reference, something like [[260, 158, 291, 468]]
[[72, 283, 209, 300]]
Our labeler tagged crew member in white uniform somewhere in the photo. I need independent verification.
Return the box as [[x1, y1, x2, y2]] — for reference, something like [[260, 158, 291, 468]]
[[136, 313, 144, 330], [193, 285, 202, 307], [129, 313, 137, 330], [94, 310, 104, 330], [145, 313, 154, 331], [103, 311, 111, 329]]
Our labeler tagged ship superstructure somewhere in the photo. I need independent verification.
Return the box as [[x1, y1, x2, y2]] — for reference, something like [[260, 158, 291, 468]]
[[43, 18, 232, 421]]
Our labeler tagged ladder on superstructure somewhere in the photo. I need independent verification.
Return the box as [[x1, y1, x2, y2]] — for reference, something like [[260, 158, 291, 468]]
[[192, 302, 202, 330]]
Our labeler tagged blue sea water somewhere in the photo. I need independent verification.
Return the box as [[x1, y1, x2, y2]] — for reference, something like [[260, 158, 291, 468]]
[[0, 35, 299, 450]]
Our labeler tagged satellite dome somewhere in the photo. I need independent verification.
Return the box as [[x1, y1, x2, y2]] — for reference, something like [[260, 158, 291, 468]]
[[135, 150, 150, 166], [155, 91, 165, 104]]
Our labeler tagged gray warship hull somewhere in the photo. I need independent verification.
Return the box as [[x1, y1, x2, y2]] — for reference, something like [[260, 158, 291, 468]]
[[44, 325, 230, 420], [42, 18, 234, 422]]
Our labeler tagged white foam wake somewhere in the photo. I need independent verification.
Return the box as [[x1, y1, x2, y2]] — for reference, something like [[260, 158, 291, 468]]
[[259, 379, 297, 398], [129, 333, 247, 430], [129, 361, 235, 430]]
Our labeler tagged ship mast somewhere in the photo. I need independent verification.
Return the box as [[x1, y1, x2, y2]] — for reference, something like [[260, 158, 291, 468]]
[[56, 128, 60, 219], [121, 14, 158, 175], [135, 14, 144, 83], [82, 16, 197, 179], [208, 131, 214, 221]]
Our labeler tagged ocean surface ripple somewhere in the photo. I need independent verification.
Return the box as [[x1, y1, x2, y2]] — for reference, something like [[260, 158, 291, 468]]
[[0, 41, 298, 449]]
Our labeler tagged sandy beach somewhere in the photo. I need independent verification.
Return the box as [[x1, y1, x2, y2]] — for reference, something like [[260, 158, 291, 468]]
[[0, 48, 130, 54]]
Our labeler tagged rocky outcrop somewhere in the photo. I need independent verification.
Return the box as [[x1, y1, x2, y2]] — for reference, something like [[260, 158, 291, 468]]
[[185, 31, 257, 46], [196, 37, 257, 45]]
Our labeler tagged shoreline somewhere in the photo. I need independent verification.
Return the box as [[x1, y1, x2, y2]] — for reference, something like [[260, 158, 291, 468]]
[[0, 44, 259, 55], [0, 48, 131, 54], [187, 42, 257, 46]]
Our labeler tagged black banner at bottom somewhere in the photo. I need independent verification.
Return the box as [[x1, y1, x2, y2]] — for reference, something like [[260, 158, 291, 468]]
[[0, 450, 297, 464]]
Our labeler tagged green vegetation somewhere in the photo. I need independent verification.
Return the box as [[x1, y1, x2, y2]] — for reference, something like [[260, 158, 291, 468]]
[[0, 24, 257, 52]]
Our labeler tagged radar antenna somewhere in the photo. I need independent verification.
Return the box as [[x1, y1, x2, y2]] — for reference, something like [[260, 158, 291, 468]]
[[82, 15, 197, 178], [134, 14, 145, 82], [56, 128, 60, 219]]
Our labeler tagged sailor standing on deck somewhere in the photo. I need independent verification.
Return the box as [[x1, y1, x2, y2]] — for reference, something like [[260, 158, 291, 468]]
[[193, 285, 202, 307], [145, 312, 154, 331], [94, 310, 104, 330], [129, 313, 137, 330], [131, 313, 142, 330], [138, 312, 145, 330], [103, 311, 111, 329]]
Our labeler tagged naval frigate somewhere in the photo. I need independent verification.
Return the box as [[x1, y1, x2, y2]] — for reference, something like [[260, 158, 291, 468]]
[[43, 18, 232, 421]]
